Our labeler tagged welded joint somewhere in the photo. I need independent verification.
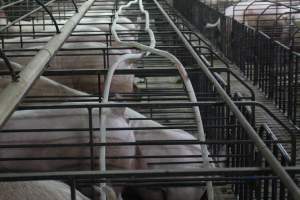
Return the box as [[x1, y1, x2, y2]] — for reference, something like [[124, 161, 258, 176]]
[[40, 47, 53, 58]]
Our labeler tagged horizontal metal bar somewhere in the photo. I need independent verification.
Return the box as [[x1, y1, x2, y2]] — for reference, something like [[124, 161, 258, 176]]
[[11, 100, 257, 110], [0, 154, 248, 162], [0, 0, 25, 9], [16, 101, 225, 111], [0, 167, 300, 181], [0, 140, 290, 149], [79, 176, 279, 184]]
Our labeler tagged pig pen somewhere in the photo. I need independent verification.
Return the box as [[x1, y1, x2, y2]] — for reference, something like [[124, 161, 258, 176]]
[[173, 0, 300, 128], [0, 0, 299, 200]]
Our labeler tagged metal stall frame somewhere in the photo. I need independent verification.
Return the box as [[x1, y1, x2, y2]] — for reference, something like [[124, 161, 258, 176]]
[[0, 0, 96, 128], [176, 0, 300, 128], [153, 0, 300, 199], [0, 0, 298, 199]]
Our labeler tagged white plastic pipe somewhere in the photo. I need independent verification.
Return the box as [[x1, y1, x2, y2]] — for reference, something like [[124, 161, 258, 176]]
[[99, 1, 152, 200], [101, 0, 214, 199], [138, 0, 156, 55]]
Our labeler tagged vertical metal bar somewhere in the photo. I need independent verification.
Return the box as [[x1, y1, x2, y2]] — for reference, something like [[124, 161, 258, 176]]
[[19, 23, 23, 48], [70, 0, 78, 13], [70, 178, 76, 200], [98, 73, 102, 98], [287, 49, 293, 122], [103, 49, 107, 68], [31, 16, 36, 38], [294, 56, 298, 125], [88, 108, 95, 170], [283, 50, 287, 113], [58, 0, 61, 20], [272, 145, 278, 199], [1, 36, 4, 49], [42, 9, 45, 30]]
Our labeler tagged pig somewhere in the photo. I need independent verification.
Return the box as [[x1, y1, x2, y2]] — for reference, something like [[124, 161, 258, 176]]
[[0, 67, 135, 199], [0, 105, 135, 199], [123, 107, 213, 200], [206, 1, 291, 33], [205, 1, 295, 51], [0, 181, 90, 200], [0, 180, 119, 200], [1, 29, 135, 95], [200, 0, 242, 9], [0, 105, 136, 172], [0, 9, 136, 34], [0, 59, 93, 97], [0, 63, 216, 199]]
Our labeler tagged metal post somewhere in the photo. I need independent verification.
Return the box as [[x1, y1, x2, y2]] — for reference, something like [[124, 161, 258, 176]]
[[0, 0, 96, 128], [152, 0, 300, 199]]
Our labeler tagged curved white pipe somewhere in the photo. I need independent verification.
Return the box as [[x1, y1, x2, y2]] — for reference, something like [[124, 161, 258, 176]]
[[101, 0, 213, 199], [205, 18, 221, 31], [138, 0, 156, 55], [98, 1, 155, 200], [113, 0, 213, 198]]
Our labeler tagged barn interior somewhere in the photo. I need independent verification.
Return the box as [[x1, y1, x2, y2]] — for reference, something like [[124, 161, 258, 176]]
[[0, 0, 300, 200]]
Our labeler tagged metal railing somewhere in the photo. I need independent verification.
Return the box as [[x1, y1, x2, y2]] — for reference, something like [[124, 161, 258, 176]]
[[173, 0, 300, 128], [0, 0, 298, 199]]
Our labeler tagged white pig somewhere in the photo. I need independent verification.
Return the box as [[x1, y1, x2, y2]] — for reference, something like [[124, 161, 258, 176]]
[[0, 181, 90, 200]]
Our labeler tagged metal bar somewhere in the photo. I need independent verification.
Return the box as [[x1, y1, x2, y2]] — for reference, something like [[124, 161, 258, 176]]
[[0, 67, 203, 76], [0, 139, 290, 148], [70, 178, 76, 200], [33, 0, 60, 33], [0, 154, 255, 161], [0, 0, 25, 10], [0, 0, 97, 128], [260, 124, 292, 164], [70, 0, 79, 13], [152, 0, 300, 199], [1, 167, 300, 181]]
